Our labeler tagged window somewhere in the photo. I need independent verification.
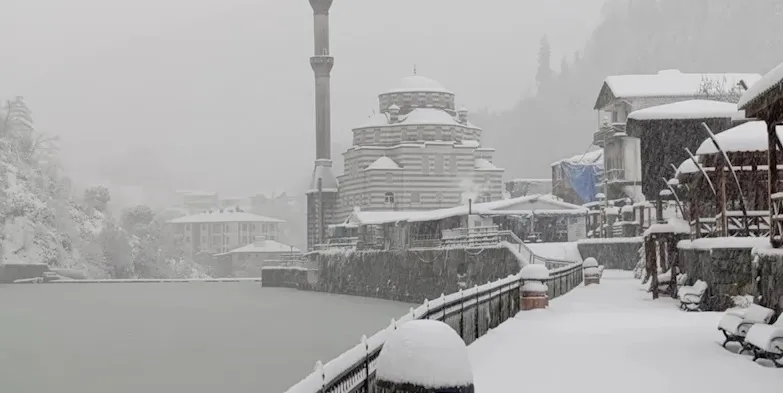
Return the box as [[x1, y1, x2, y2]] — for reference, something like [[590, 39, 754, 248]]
[[435, 154, 444, 174], [384, 192, 395, 205], [484, 175, 490, 184], [241, 224, 247, 231], [185, 224, 191, 231], [450, 154, 458, 174], [375, 130, 381, 143], [225, 224, 230, 232], [435, 192, 444, 205], [225, 236, 229, 245], [386, 173, 393, 184], [213, 224, 222, 232], [411, 192, 421, 204], [451, 129, 456, 141], [435, 129, 443, 140], [422, 155, 430, 174], [417, 129, 423, 140]]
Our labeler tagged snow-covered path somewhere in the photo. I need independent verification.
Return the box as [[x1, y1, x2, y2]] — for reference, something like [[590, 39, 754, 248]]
[[469, 270, 782, 392]]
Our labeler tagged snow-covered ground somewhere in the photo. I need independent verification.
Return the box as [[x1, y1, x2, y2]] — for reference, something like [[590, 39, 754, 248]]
[[469, 270, 782, 392]]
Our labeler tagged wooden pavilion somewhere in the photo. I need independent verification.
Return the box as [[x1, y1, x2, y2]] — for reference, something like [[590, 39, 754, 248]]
[[737, 62, 783, 247]]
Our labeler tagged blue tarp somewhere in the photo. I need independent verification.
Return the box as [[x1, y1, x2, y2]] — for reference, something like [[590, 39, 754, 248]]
[[562, 161, 601, 204]]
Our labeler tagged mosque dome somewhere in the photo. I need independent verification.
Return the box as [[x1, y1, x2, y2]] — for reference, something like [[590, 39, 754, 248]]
[[382, 75, 454, 95]]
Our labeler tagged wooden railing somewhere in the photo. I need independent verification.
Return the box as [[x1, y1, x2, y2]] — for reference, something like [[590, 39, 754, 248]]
[[284, 261, 584, 393], [715, 210, 770, 237], [772, 192, 783, 244]]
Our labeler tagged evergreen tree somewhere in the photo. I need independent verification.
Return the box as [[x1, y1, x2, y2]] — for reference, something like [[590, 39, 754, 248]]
[[535, 35, 552, 91]]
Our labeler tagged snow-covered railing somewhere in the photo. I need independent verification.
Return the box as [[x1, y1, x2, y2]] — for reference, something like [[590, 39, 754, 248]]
[[284, 258, 583, 393]]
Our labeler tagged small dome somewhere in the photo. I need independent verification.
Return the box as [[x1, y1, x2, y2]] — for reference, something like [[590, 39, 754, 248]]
[[583, 257, 599, 268], [376, 320, 473, 388], [383, 75, 453, 95], [457, 106, 468, 113]]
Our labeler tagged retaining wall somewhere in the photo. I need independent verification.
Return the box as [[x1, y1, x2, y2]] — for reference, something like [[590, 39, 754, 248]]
[[311, 246, 520, 303], [0, 263, 49, 283], [577, 238, 642, 270], [678, 238, 765, 311], [260, 267, 317, 289]]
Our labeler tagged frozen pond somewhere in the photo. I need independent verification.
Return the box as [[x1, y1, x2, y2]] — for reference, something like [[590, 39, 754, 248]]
[[0, 283, 412, 393]]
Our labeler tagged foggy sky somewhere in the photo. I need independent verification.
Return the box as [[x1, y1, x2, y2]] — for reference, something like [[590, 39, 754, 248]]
[[0, 0, 603, 205]]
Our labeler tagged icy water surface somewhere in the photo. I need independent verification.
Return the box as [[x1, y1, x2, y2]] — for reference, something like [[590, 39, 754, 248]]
[[0, 283, 412, 393]]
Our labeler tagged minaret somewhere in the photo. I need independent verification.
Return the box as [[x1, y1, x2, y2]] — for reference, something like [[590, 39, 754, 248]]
[[306, 0, 339, 250]]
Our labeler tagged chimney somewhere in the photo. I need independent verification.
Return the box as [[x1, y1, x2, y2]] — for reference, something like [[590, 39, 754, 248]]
[[389, 104, 400, 123], [457, 107, 468, 125]]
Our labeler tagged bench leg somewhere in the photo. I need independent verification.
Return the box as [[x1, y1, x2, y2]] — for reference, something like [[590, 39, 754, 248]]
[[721, 330, 732, 348]]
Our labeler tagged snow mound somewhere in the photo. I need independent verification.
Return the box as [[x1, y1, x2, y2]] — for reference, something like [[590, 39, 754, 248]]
[[520, 264, 549, 280], [583, 257, 598, 268], [376, 320, 473, 388]]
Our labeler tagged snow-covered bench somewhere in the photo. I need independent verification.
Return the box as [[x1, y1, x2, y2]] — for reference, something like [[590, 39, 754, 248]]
[[652, 269, 687, 294], [717, 304, 775, 348], [677, 279, 706, 311], [745, 315, 783, 367]]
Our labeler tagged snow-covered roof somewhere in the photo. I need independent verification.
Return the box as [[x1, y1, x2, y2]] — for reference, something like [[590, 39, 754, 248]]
[[366, 156, 402, 171], [217, 239, 300, 255], [738, 61, 783, 111], [627, 100, 742, 121], [695, 121, 783, 156], [376, 320, 472, 387], [595, 70, 762, 109], [169, 211, 284, 224], [675, 156, 704, 175], [357, 108, 479, 129], [474, 158, 502, 171], [343, 195, 586, 226], [551, 148, 603, 167], [382, 75, 454, 95], [644, 217, 690, 237]]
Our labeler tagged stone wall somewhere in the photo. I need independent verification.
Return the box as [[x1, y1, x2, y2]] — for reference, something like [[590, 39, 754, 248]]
[[261, 267, 317, 290], [678, 240, 760, 311], [312, 246, 520, 304], [577, 238, 642, 270], [0, 263, 49, 283], [753, 249, 783, 317]]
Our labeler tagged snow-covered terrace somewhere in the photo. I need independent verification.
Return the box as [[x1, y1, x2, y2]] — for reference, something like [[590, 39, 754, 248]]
[[168, 211, 284, 224], [469, 270, 782, 392], [627, 99, 743, 121], [341, 194, 588, 227]]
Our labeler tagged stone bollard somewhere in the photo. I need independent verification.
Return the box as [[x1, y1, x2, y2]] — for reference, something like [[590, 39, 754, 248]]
[[520, 264, 549, 310], [375, 320, 474, 393], [583, 257, 601, 285]]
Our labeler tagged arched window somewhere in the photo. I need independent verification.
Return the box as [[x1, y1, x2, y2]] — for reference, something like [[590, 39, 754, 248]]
[[384, 192, 395, 205], [435, 191, 444, 205]]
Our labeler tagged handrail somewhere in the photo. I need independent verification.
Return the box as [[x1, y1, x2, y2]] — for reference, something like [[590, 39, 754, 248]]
[[284, 246, 584, 393]]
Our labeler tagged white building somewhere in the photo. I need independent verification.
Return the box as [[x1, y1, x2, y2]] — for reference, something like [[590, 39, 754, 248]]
[[335, 75, 505, 218], [592, 69, 761, 202], [168, 211, 284, 256]]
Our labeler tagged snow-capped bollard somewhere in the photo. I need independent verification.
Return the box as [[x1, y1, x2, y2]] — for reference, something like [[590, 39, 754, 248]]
[[583, 257, 601, 285], [520, 264, 549, 310], [375, 320, 474, 393]]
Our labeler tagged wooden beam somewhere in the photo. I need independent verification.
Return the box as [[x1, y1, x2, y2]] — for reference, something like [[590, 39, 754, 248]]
[[768, 120, 781, 247]]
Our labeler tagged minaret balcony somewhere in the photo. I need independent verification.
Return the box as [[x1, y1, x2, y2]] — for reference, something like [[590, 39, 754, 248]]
[[310, 56, 334, 75]]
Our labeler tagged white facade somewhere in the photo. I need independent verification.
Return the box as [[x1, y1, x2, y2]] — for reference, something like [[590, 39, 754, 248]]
[[335, 76, 505, 219]]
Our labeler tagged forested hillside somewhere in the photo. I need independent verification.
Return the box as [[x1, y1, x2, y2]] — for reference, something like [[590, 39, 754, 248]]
[[476, 0, 783, 179], [0, 97, 207, 278]]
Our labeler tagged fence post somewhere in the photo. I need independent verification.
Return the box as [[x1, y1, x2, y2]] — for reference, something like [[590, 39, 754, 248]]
[[315, 360, 325, 393], [424, 298, 429, 318], [441, 293, 446, 321], [459, 289, 464, 339], [410, 307, 416, 319], [474, 284, 480, 341], [362, 335, 370, 392]]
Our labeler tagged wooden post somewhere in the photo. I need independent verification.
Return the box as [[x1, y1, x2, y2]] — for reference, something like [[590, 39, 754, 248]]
[[668, 233, 678, 299], [769, 120, 780, 247], [716, 155, 728, 237]]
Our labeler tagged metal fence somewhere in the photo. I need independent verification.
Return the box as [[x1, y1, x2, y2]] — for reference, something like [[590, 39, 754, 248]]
[[284, 261, 584, 393]]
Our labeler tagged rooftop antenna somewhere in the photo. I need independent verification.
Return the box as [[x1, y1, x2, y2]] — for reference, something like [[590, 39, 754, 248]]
[[413, 64, 417, 75]]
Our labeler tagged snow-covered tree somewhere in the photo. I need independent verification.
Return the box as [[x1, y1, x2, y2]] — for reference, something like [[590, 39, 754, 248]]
[[84, 186, 111, 213], [535, 35, 553, 89]]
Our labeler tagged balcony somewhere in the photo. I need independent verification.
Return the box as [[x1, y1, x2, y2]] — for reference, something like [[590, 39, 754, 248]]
[[592, 123, 627, 147]]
